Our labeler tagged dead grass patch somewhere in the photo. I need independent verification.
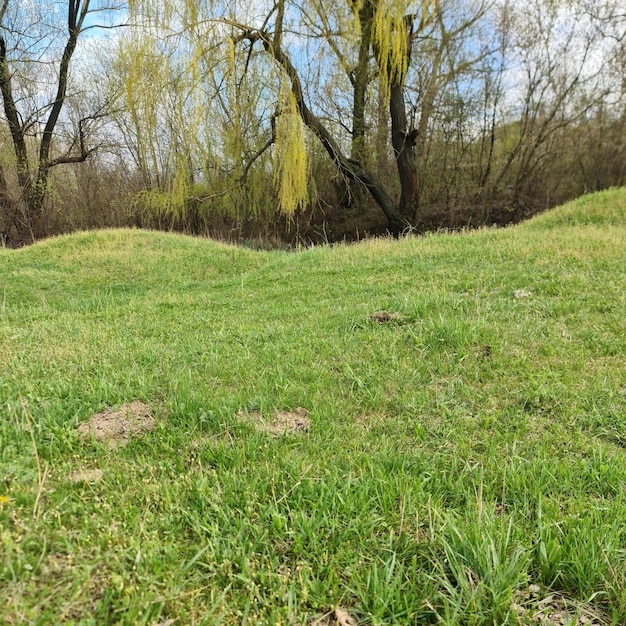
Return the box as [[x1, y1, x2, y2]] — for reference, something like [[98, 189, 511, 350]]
[[513, 586, 606, 625], [238, 407, 311, 437], [309, 607, 357, 625], [66, 468, 104, 483]]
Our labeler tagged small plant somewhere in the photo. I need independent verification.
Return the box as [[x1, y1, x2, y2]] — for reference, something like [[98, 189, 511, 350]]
[[429, 505, 530, 625]]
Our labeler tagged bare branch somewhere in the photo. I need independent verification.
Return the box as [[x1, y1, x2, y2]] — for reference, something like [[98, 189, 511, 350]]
[[0, 0, 9, 25]]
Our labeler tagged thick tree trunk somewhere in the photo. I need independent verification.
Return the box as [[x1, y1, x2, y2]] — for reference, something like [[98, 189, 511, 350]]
[[0, 163, 14, 246], [375, 81, 390, 172], [351, 0, 375, 163], [369, 11, 419, 225], [390, 81, 418, 221], [387, 15, 419, 223], [0, 34, 36, 243]]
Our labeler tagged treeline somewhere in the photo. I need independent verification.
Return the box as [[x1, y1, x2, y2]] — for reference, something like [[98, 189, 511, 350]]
[[0, 0, 624, 247]]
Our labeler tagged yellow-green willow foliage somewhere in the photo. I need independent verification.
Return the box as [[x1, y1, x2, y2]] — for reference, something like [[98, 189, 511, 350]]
[[114, 35, 191, 221], [133, 159, 192, 225], [127, 0, 178, 29], [119, 2, 290, 224], [371, 0, 438, 99], [114, 35, 169, 185], [273, 84, 309, 215], [121, 0, 439, 228]]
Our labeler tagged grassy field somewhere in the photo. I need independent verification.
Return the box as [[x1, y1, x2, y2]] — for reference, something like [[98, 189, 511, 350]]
[[1, 189, 625, 625]]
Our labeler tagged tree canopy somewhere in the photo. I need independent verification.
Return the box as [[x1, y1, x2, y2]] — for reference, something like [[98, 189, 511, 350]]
[[0, 0, 624, 245]]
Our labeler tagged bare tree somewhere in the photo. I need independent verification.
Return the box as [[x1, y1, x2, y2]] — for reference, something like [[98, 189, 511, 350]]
[[0, 0, 124, 245]]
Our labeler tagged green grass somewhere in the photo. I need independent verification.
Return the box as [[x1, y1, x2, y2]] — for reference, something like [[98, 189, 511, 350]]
[[1, 188, 625, 625]]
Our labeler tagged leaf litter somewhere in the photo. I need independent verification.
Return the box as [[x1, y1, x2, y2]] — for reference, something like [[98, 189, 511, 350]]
[[513, 586, 606, 625], [309, 607, 357, 625]]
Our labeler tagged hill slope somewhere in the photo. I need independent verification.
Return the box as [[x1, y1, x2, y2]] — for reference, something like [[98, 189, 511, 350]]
[[1, 190, 625, 625]]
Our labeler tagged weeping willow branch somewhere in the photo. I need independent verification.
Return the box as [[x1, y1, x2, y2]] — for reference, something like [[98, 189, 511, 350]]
[[233, 21, 405, 232], [241, 111, 277, 181]]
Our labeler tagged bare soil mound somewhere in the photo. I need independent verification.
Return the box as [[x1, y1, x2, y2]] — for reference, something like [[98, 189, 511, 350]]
[[77, 401, 155, 449]]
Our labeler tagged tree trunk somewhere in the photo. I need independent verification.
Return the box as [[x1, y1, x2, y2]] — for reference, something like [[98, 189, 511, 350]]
[[0, 163, 14, 246], [390, 80, 418, 221], [351, 0, 375, 163], [387, 15, 418, 222]]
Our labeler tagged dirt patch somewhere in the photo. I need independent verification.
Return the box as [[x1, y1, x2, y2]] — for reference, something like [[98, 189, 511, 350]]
[[239, 407, 311, 437], [369, 310, 407, 324], [67, 468, 104, 483], [77, 401, 156, 449]]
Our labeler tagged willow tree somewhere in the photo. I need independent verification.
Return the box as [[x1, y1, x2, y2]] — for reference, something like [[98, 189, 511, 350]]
[[109, 12, 290, 233], [125, 0, 474, 234], [0, 0, 122, 245]]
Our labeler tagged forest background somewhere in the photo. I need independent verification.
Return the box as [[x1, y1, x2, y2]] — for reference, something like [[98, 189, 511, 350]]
[[0, 0, 624, 247]]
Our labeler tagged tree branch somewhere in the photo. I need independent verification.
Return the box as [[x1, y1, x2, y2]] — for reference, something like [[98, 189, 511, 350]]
[[39, 0, 90, 168], [241, 111, 277, 181]]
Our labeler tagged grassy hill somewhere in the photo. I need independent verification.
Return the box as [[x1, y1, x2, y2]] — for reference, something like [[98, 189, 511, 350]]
[[1, 189, 625, 625]]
